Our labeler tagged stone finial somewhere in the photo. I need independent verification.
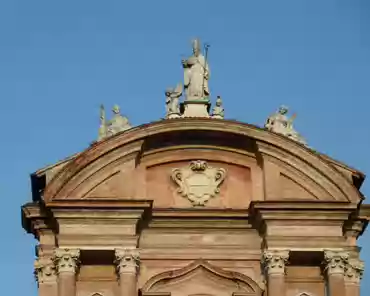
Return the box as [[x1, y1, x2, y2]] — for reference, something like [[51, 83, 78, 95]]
[[114, 248, 140, 274], [212, 96, 224, 119], [265, 105, 306, 146], [323, 250, 349, 275], [345, 259, 364, 284], [262, 250, 290, 275], [165, 83, 182, 119], [53, 248, 80, 274], [34, 257, 57, 284]]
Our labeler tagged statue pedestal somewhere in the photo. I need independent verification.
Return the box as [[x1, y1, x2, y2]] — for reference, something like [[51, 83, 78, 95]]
[[167, 112, 181, 119], [182, 99, 210, 118]]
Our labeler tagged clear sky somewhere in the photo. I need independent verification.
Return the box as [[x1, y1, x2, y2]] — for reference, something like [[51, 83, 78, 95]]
[[1, 0, 369, 294]]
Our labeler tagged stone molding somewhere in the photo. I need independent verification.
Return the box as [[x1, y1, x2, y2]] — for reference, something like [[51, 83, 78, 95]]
[[323, 250, 349, 276], [115, 248, 140, 274], [34, 257, 57, 284], [262, 249, 289, 275], [344, 258, 364, 284], [53, 248, 80, 274]]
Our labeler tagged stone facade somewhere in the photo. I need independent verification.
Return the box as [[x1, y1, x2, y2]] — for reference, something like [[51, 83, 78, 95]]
[[22, 118, 370, 296]]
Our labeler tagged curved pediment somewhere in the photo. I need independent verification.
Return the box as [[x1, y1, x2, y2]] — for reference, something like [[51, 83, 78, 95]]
[[42, 119, 363, 206], [141, 260, 262, 295]]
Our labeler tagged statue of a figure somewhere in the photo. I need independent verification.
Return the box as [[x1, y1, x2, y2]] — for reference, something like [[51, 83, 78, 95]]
[[212, 96, 224, 119], [107, 105, 131, 136], [165, 83, 182, 117], [182, 39, 210, 101], [265, 106, 306, 145], [98, 104, 108, 141]]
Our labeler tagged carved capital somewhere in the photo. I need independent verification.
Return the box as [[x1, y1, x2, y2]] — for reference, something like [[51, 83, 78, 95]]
[[115, 248, 140, 275], [323, 250, 349, 276], [345, 259, 364, 284], [34, 257, 56, 284], [53, 248, 80, 274], [262, 250, 289, 275]]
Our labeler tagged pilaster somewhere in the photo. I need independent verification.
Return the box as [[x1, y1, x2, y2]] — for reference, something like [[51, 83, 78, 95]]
[[323, 250, 348, 296], [262, 249, 289, 296], [115, 248, 140, 296], [34, 257, 57, 296], [54, 248, 80, 296], [344, 258, 364, 296]]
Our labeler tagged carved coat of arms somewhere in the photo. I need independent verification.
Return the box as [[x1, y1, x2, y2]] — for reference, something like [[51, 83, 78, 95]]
[[171, 160, 226, 206]]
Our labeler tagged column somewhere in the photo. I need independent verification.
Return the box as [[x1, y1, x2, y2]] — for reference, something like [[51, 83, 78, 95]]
[[344, 258, 364, 296], [53, 248, 80, 296], [34, 257, 57, 296], [262, 249, 289, 296], [323, 250, 348, 296], [115, 248, 140, 296]]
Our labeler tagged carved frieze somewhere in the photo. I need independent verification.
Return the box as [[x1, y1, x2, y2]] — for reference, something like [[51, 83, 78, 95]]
[[171, 160, 226, 206]]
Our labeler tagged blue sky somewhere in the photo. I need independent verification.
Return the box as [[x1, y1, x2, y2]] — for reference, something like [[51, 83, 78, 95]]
[[1, 0, 369, 294]]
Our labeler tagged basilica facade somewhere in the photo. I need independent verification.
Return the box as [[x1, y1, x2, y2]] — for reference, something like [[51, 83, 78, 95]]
[[22, 40, 369, 296]]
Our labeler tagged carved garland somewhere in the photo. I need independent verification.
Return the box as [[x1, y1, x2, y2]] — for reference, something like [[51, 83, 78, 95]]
[[171, 160, 226, 206]]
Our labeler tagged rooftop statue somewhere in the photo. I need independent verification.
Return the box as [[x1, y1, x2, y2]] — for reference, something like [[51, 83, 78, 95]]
[[107, 105, 131, 136], [163, 38, 224, 119], [265, 105, 306, 145], [98, 104, 107, 141], [211, 96, 224, 119], [165, 83, 182, 119], [182, 39, 210, 101], [97, 104, 131, 141]]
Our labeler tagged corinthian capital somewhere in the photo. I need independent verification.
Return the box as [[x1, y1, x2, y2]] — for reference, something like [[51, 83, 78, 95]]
[[262, 250, 290, 275], [114, 248, 140, 274], [345, 259, 364, 284], [34, 257, 56, 284], [53, 248, 80, 274], [324, 250, 349, 275]]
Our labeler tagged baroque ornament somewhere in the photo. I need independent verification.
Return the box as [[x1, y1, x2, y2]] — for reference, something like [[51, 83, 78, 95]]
[[262, 250, 290, 275], [34, 257, 56, 284], [171, 160, 226, 206], [114, 248, 140, 275], [323, 250, 349, 275]]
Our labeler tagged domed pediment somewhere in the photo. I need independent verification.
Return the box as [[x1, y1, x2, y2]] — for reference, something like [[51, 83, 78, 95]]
[[41, 119, 363, 206]]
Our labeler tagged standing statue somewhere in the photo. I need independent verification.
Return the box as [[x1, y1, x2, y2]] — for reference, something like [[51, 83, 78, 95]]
[[106, 105, 131, 136], [265, 106, 306, 145], [212, 96, 224, 119], [165, 83, 182, 118], [182, 39, 210, 101], [98, 105, 108, 141]]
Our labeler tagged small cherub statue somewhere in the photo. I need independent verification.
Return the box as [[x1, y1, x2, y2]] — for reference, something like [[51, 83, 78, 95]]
[[106, 105, 131, 136], [212, 96, 224, 119], [165, 83, 182, 118], [265, 105, 306, 145]]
